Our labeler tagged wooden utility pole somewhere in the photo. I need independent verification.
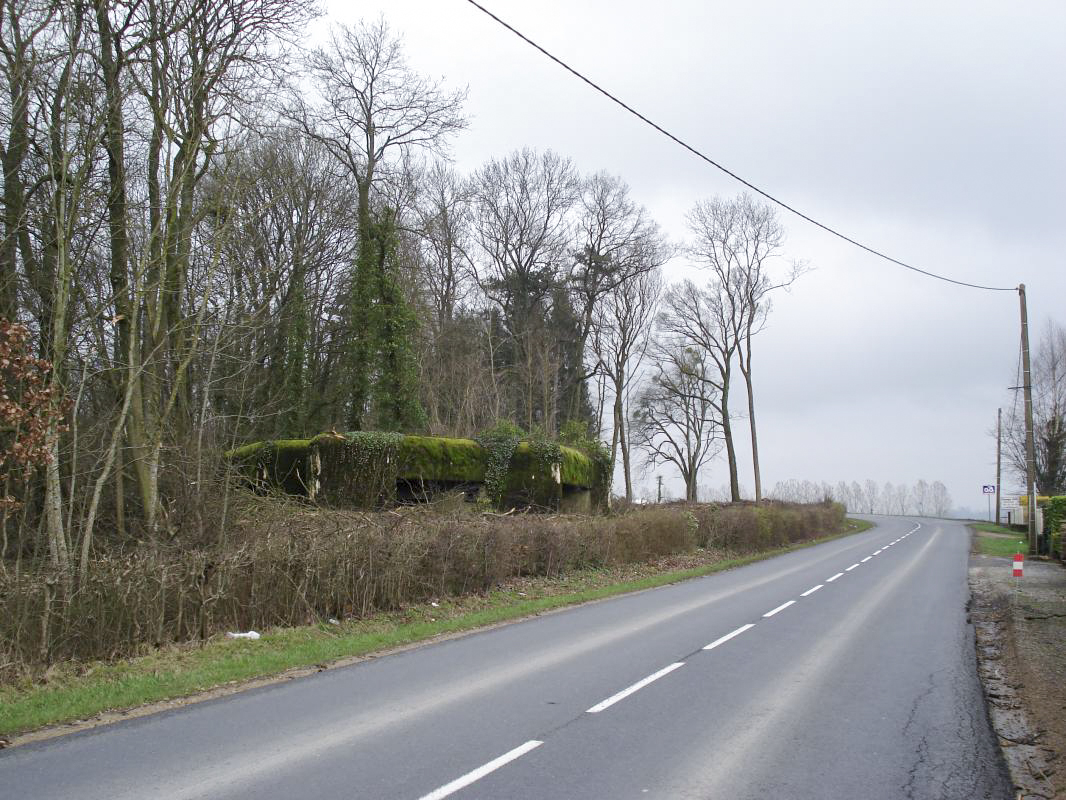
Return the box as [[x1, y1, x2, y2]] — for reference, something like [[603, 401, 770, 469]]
[[995, 407, 1002, 526], [1019, 284, 1038, 554]]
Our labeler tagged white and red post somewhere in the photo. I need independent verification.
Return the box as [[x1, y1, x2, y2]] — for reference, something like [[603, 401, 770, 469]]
[[1013, 553, 1024, 578]]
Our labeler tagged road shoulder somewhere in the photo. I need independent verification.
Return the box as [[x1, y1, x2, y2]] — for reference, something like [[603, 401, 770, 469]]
[[969, 533, 1065, 799]]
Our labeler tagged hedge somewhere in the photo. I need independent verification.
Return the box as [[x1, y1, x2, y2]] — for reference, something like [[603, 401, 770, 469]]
[[1044, 495, 1066, 557]]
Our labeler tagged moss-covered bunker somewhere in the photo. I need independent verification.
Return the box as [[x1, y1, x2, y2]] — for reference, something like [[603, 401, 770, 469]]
[[227, 432, 609, 512]]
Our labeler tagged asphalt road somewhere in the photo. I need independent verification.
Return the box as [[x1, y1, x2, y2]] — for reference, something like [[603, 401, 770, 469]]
[[0, 516, 1012, 799]]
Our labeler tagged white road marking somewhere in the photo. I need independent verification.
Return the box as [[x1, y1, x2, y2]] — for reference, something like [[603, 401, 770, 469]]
[[845, 563, 860, 571], [861, 556, 872, 563], [800, 584, 823, 597], [763, 600, 796, 618], [418, 740, 543, 800], [586, 662, 685, 713], [704, 623, 755, 651], [826, 572, 844, 582], [873, 549, 882, 555]]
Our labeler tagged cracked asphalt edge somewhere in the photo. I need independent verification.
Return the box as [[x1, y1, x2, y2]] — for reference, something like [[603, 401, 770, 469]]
[[969, 561, 1056, 800]]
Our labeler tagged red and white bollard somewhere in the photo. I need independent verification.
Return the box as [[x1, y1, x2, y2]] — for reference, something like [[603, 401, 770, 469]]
[[1013, 553, 1024, 578]]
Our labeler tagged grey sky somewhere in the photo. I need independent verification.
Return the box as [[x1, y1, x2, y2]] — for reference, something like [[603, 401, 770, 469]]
[[320, 0, 1066, 512]]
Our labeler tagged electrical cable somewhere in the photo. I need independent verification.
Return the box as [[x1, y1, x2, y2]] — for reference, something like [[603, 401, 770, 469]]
[[462, 0, 1018, 293]]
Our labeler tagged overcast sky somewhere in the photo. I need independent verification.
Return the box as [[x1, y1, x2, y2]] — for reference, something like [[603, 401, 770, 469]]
[[319, 0, 1065, 514]]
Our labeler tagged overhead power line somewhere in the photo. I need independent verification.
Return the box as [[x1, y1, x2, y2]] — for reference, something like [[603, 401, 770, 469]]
[[462, 0, 1017, 293]]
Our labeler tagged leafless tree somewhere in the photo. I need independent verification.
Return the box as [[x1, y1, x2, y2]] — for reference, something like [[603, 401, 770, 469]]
[[929, 480, 952, 517], [413, 162, 475, 329], [593, 266, 662, 501], [862, 479, 880, 514], [911, 479, 930, 516], [686, 193, 804, 501], [567, 172, 671, 420], [656, 278, 740, 500], [298, 17, 467, 235], [631, 339, 721, 502], [1005, 322, 1066, 495], [471, 147, 579, 430]]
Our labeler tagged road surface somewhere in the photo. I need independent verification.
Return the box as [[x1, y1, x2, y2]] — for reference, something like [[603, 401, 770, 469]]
[[0, 516, 1011, 799]]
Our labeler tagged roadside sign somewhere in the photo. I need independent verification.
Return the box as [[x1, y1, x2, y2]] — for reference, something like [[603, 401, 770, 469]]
[[982, 485, 996, 494], [1002, 496, 1021, 510]]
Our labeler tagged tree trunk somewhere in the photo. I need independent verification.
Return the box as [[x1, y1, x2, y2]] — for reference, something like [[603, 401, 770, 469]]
[[740, 338, 762, 501], [720, 377, 740, 501]]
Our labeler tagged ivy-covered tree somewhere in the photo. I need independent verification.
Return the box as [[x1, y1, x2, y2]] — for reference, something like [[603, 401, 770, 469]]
[[369, 210, 425, 432]]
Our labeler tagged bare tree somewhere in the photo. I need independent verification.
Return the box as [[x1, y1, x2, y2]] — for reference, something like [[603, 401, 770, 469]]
[[656, 278, 740, 500], [686, 193, 804, 500], [566, 172, 670, 422], [1005, 322, 1066, 495], [863, 479, 880, 514], [631, 339, 721, 502], [911, 479, 930, 516], [929, 480, 952, 517], [471, 147, 579, 431], [880, 481, 895, 514], [593, 265, 662, 501]]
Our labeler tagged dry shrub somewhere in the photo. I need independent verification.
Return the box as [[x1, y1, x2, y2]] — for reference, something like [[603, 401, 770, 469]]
[[690, 501, 844, 554], [0, 496, 843, 674]]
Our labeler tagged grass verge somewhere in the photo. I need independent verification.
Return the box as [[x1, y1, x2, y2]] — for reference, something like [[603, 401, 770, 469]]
[[970, 523, 1029, 558], [0, 517, 872, 739]]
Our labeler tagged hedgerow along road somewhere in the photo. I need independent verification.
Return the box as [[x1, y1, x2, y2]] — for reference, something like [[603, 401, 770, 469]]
[[0, 516, 1011, 799]]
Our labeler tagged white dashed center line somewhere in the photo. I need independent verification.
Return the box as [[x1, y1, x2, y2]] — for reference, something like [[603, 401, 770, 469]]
[[418, 740, 543, 800], [704, 623, 755, 651], [763, 600, 796, 618], [424, 521, 927, 799], [586, 662, 685, 713]]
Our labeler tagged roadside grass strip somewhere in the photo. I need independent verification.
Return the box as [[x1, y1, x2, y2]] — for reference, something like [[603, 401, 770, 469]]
[[586, 663, 686, 713], [0, 519, 876, 739], [973, 532, 1028, 558], [418, 740, 544, 800]]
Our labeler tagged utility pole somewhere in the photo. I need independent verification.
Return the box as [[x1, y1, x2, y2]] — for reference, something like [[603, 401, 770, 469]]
[[995, 407, 1002, 526], [657, 475, 663, 504], [1019, 284, 1038, 554]]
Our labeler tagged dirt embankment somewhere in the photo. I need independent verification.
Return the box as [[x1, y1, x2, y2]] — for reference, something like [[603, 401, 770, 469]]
[[970, 543, 1066, 799]]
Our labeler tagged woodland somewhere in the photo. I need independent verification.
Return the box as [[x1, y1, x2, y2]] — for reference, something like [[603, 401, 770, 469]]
[[0, 3, 833, 672]]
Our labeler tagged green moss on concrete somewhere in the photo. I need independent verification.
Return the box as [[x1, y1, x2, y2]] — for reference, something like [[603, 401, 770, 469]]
[[505, 443, 562, 508], [226, 439, 311, 495], [231, 432, 609, 513], [559, 446, 598, 488], [397, 436, 486, 483], [308, 432, 403, 508]]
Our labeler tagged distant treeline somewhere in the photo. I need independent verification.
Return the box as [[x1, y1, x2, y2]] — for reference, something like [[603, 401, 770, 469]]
[[769, 479, 952, 516]]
